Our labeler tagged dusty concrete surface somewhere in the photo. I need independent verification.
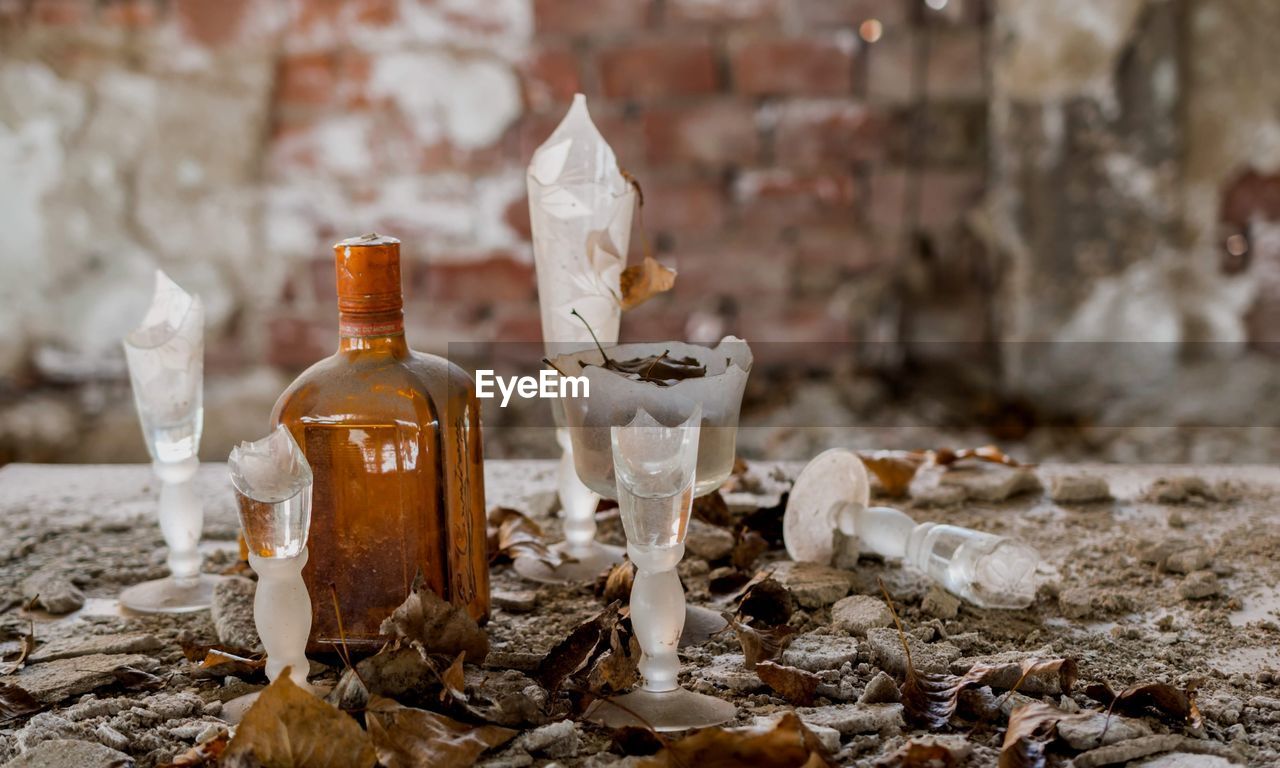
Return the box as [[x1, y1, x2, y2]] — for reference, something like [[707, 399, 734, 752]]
[[0, 460, 1278, 766]]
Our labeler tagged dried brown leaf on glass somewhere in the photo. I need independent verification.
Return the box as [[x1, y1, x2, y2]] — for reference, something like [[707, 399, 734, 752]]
[[0, 682, 42, 724], [637, 711, 832, 768], [755, 660, 819, 706], [380, 571, 490, 663], [365, 694, 516, 768], [1085, 680, 1201, 728], [222, 672, 376, 768], [596, 559, 635, 604], [587, 621, 641, 695], [998, 701, 1070, 768], [692, 490, 733, 527], [536, 601, 621, 693], [720, 612, 796, 670], [158, 731, 229, 767], [486, 506, 570, 568]]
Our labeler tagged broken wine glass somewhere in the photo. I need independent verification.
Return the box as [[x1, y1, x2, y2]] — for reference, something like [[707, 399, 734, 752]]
[[784, 448, 1041, 609]]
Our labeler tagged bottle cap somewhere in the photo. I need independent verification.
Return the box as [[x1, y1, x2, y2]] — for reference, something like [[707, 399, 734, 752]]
[[334, 234, 402, 314]]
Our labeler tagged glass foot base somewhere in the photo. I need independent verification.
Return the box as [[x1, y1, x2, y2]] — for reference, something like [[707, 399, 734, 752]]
[[585, 687, 736, 732], [512, 541, 625, 584], [681, 604, 728, 648], [119, 574, 223, 614]]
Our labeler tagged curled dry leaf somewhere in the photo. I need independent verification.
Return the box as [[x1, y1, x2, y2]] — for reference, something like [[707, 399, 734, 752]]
[[487, 506, 569, 569], [999, 702, 1070, 768], [0, 681, 42, 724], [222, 672, 376, 768], [536, 601, 621, 692], [692, 490, 733, 527], [735, 575, 795, 628], [180, 640, 266, 678], [755, 660, 819, 706], [596, 559, 635, 604], [935, 445, 1028, 468], [612, 725, 665, 756], [858, 451, 926, 498], [0, 629, 35, 675], [638, 712, 831, 768], [620, 255, 677, 310], [587, 621, 641, 695], [380, 571, 489, 663], [721, 613, 796, 670], [365, 694, 516, 768], [439, 651, 467, 703], [1085, 680, 1201, 727], [158, 731, 229, 767], [113, 666, 164, 691], [731, 529, 769, 571]]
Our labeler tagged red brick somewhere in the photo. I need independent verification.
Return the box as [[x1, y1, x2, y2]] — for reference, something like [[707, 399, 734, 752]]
[[521, 47, 582, 114], [737, 305, 853, 346], [867, 27, 985, 103], [276, 53, 339, 106], [793, 0, 910, 29], [174, 0, 252, 48], [773, 99, 889, 170], [31, 0, 89, 25], [268, 314, 334, 370], [504, 196, 532, 242], [866, 168, 984, 233], [639, 178, 727, 237], [666, 0, 782, 25], [598, 40, 720, 102], [533, 0, 652, 36], [415, 256, 537, 304], [101, 0, 159, 27], [644, 101, 759, 168], [670, 237, 792, 300], [1221, 170, 1280, 228], [734, 168, 860, 230], [730, 36, 855, 96]]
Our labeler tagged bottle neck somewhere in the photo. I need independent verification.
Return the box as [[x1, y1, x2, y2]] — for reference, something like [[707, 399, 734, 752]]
[[338, 309, 408, 355]]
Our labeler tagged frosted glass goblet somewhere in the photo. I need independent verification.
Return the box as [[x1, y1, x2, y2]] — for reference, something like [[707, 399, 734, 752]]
[[518, 92, 637, 585], [784, 448, 1041, 609], [584, 409, 736, 732], [120, 270, 221, 613], [224, 426, 315, 722]]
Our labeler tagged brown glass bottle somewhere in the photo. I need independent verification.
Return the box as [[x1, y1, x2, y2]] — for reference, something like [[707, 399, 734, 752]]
[[271, 234, 488, 653]]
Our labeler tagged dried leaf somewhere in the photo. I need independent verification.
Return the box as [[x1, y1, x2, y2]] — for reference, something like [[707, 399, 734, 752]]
[[709, 567, 752, 595], [596, 560, 635, 604], [612, 725, 664, 756], [692, 491, 733, 527], [222, 672, 376, 768], [742, 492, 788, 545], [998, 702, 1069, 768], [380, 571, 489, 663], [185, 646, 266, 678], [1085, 681, 1200, 727], [439, 651, 467, 703], [884, 741, 958, 768], [858, 451, 927, 498], [731, 529, 769, 571], [721, 613, 796, 670], [487, 507, 569, 568], [536, 602, 620, 692], [113, 666, 164, 691], [365, 695, 516, 768], [0, 631, 35, 675], [0, 681, 42, 724], [735, 576, 795, 628], [638, 712, 831, 768], [158, 731, 229, 767], [935, 445, 1028, 468], [756, 660, 819, 706], [587, 622, 641, 694], [620, 255, 676, 310]]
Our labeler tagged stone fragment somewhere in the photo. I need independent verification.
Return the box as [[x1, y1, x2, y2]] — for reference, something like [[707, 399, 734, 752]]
[[1164, 547, 1210, 574], [1, 739, 134, 767], [865, 628, 961, 675], [1059, 587, 1134, 619], [749, 713, 841, 753], [1178, 570, 1221, 600], [1130, 755, 1236, 768], [92, 724, 130, 753], [20, 571, 85, 615], [781, 634, 858, 672], [5, 654, 160, 704], [684, 518, 734, 561], [211, 576, 261, 652], [696, 654, 764, 692], [768, 562, 850, 608], [1048, 474, 1111, 503], [1057, 711, 1153, 750], [948, 648, 1072, 695], [936, 464, 1042, 502], [921, 585, 961, 619], [28, 633, 162, 664], [492, 589, 537, 613], [1146, 477, 1215, 504], [831, 594, 894, 636], [858, 671, 901, 704], [795, 703, 904, 735], [515, 719, 581, 758]]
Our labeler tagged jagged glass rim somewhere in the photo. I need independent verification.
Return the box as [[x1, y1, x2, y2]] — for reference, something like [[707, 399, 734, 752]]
[[228, 425, 313, 503], [123, 270, 201, 351]]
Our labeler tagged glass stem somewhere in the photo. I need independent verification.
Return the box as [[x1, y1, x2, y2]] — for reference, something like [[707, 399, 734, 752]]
[[158, 478, 203, 581], [628, 543, 685, 693], [250, 549, 312, 687], [557, 434, 599, 551]]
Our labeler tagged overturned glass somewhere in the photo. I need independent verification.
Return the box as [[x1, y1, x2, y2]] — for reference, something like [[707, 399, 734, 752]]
[[119, 270, 221, 613], [784, 448, 1040, 609], [520, 93, 639, 584], [585, 408, 736, 731]]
